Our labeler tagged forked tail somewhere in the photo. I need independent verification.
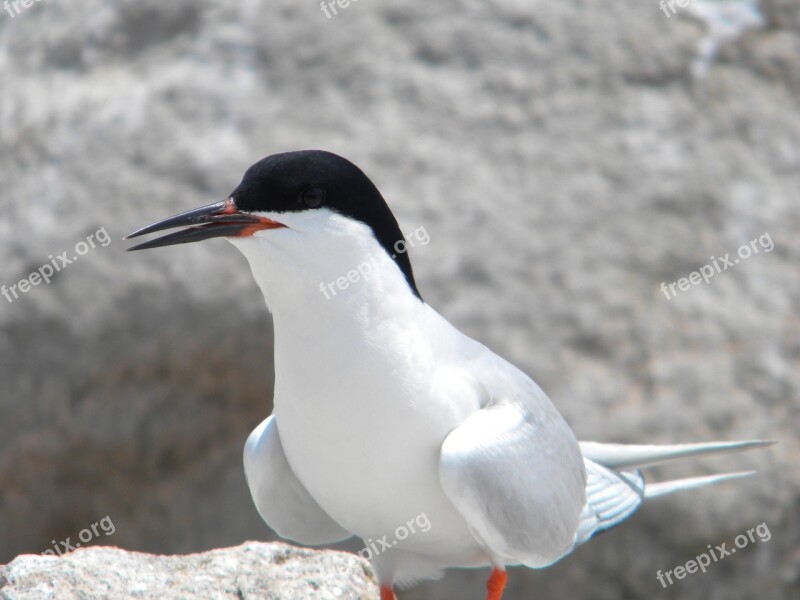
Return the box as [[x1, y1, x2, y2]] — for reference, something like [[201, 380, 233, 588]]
[[572, 439, 774, 547]]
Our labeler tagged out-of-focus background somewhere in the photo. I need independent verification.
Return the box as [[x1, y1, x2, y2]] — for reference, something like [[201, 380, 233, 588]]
[[0, 0, 798, 598]]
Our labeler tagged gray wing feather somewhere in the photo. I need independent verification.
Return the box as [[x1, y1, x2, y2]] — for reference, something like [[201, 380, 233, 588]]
[[439, 401, 586, 568], [243, 415, 352, 545], [572, 459, 644, 548]]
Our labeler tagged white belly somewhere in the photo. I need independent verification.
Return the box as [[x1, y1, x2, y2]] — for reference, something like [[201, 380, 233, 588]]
[[273, 357, 485, 563]]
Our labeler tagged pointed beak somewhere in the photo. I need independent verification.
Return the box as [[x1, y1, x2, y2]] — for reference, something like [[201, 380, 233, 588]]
[[125, 198, 285, 251]]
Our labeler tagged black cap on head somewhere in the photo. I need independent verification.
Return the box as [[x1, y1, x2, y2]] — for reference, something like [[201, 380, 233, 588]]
[[232, 150, 421, 299]]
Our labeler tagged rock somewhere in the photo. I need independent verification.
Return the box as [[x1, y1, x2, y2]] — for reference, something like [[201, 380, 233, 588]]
[[0, 543, 378, 600]]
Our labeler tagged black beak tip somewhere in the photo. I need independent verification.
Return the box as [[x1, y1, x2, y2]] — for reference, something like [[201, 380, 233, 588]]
[[124, 229, 155, 249], [124, 226, 154, 241], [125, 240, 151, 252]]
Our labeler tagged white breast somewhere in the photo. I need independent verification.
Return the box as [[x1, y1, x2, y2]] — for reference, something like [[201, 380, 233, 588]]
[[228, 210, 486, 560]]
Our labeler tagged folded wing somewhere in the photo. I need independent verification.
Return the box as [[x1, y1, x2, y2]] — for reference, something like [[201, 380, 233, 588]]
[[244, 415, 352, 545], [439, 401, 586, 568]]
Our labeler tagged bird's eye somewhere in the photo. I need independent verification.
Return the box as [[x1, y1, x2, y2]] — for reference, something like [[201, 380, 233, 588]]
[[300, 187, 326, 208]]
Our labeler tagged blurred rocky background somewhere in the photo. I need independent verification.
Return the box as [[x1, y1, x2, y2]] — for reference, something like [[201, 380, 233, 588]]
[[0, 0, 798, 598]]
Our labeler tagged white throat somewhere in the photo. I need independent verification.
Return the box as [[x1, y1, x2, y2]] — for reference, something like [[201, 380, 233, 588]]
[[227, 208, 421, 321]]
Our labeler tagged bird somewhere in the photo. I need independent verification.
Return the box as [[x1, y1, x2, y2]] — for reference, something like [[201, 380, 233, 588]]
[[126, 150, 772, 600]]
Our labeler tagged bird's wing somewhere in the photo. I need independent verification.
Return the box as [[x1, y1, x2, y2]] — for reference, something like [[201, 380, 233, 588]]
[[439, 400, 586, 568], [572, 459, 643, 547], [244, 415, 352, 545]]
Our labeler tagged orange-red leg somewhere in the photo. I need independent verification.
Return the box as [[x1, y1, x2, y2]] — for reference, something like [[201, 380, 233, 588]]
[[380, 585, 397, 600], [486, 568, 507, 600]]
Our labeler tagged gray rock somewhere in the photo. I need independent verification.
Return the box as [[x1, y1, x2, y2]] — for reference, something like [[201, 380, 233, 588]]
[[0, 543, 378, 599], [0, 0, 797, 598]]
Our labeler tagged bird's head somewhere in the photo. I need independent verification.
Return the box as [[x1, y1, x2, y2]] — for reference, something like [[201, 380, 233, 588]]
[[127, 150, 421, 300]]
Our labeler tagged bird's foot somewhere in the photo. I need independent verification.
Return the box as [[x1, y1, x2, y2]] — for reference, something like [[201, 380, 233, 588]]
[[380, 585, 397, 600], [486, 568, 507, 600]]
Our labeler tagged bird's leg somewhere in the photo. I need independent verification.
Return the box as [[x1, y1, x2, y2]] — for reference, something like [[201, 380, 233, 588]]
[[486, 567, 507, 600], [379, 585, 397, 600]]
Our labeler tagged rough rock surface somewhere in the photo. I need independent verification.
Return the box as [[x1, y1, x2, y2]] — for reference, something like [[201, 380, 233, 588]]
[[0, 0, 798, 599], [0, 543, 377, 599]]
